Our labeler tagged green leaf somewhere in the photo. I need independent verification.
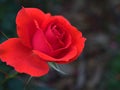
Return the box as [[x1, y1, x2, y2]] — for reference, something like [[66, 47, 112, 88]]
[[0, 61, 13, 72], [5, 78, 24, 90], [0, 73, 6, 83], [24, 76, 33, 90], [0, 85, 4, 90], [27, 85, 55, 90], [48, 62, 67, 74]]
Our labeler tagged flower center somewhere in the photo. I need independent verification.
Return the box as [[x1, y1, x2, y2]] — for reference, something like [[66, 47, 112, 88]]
[[51, 24, 64, 39]]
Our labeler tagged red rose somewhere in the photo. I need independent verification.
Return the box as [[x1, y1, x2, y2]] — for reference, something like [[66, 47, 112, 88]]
[[0, 7, 86, 77]]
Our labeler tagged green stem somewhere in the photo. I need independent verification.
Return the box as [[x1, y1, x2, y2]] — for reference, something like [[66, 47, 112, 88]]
[[1, 71, 18, 84], [0, 31, 8, 39], [0, 69, 9, 78], [24, 76, 33, 90]]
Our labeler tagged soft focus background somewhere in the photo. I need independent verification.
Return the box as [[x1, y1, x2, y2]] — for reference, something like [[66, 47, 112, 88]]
[[0, 0, 120, 90]]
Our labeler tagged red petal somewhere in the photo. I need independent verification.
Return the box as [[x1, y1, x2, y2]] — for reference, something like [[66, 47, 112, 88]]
[[42, 16, 72, 51], [69, 27, 86, 61], [32, 28, 53, 55], [43, 16, 72, 49], [16, 7, 46, 48], [52, 16, 86, 61], [37, 15, 85, 63], [0, 38, 49, 77], [33, 46, 77, 64], [45, 24, 65, 50]]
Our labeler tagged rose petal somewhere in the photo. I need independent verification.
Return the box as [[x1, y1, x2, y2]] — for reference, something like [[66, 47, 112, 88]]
[[42, 16, 72, 50], [49, 33, 72, 57], [33, 46, 77, 64], [16, 7, 46, 48], [69, 27, 86, 60], [0, 38, 49, 77], [52, 16, 86, 61], [45, 24, 65, 50], [32, 27, 53, 55]]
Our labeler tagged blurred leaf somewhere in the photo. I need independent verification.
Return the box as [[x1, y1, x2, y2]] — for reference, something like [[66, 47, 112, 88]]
[[111, 54, 120, 73], [27, 83, 55, 90], [0, 85, 4, 90], [48, 62, 67, 74], [105, 54, 120, 90], [0, 61, 13, 73], [0, 73, 6, 83], [0, 0, 6, 3], [5, 78, 24, 90]]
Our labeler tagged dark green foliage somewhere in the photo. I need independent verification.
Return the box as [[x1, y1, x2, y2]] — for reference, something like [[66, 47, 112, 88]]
[[4, 78, 24, 90], [104, 54, 120, 90]]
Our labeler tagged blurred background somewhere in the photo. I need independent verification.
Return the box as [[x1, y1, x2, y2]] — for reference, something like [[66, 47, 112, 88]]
[[0, 0, 120, 90]]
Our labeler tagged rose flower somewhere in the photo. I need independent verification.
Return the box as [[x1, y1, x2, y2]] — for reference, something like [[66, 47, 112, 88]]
[[0, 8, 86, 77]]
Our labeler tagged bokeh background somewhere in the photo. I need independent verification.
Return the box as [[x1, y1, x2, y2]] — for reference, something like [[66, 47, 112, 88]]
[[0, 0, 120, 90]]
